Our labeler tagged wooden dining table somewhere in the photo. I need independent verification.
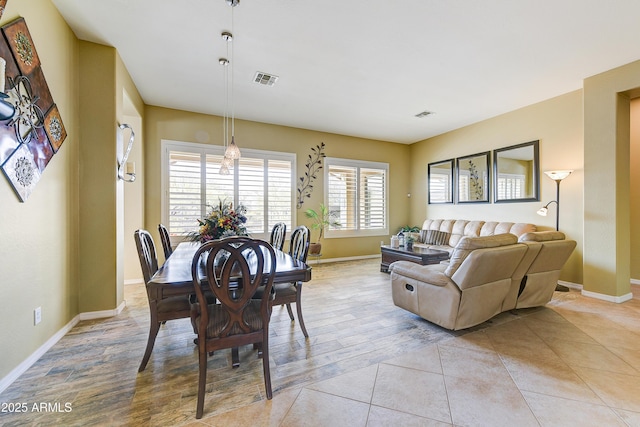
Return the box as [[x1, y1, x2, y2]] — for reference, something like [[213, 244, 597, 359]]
[[148, 241, 312, 366], [148, 241, 313, 297]]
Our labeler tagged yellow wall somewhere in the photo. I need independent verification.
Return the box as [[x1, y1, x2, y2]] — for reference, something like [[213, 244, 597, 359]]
[[0, 0, 80, 380], [583, 60, 640, 298], [143, 106, 411, 259], [409, 91, 584, 284], [629, 98, 640, 280]]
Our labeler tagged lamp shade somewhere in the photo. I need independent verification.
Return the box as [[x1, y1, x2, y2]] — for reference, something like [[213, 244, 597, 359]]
[[536, 207, 548, 216], [544, 170, 573, 181], [224, 136, 241, 160]]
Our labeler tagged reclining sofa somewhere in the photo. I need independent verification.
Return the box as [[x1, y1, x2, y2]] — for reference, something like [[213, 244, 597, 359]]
[[390, 225, 576, 330]]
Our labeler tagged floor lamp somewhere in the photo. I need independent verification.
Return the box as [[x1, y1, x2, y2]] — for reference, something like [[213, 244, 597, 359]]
[[537, 170, 573, 291]]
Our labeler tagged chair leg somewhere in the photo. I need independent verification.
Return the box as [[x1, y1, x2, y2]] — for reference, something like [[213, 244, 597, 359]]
[[232, 347, 240, 368], [295, 290, 309, 338], [285, 303, 294, 320], [261, 335, 272, 400], [138, 320, 161, 372], [196, 347, 208, 419]]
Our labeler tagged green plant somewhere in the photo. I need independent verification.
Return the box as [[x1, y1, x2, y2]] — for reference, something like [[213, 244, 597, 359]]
[[304, 203, 340, 244], [399, 225, 420, 233]]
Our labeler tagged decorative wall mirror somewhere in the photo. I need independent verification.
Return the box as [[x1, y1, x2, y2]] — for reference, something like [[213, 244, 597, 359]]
[[493, 140, 540, 203], [428, 159, 454, 204], [456, 152, 490, 203]]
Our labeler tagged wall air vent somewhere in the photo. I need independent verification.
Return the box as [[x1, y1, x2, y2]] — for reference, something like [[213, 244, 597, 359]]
[[253, 72, 279, 86], [415, 111, 434, 118]]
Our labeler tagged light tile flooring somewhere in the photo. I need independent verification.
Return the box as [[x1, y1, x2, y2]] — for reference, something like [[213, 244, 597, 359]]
[[202, 280, 640, 427], [1, 259, 640, 426]]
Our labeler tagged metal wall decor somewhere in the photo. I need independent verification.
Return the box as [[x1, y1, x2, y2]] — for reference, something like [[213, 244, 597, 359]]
[[0, 17, 67, 202]]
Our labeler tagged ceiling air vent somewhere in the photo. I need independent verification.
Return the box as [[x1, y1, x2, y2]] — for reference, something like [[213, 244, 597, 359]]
[[415, 111, 434, 118], [253, 72, 279, 87]]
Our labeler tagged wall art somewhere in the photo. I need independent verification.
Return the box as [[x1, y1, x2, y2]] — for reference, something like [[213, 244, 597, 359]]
[[0, 17, 66, 202]]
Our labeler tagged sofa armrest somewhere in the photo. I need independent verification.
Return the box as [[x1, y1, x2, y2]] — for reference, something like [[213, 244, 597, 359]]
[[389, 261, 450, 287]]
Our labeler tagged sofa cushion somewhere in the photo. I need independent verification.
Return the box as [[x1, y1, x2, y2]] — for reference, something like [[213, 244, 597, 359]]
[[445, 233, 519, 278], [518, 231, 565, 242], [480, 221, 536, 237], [389, 261, 449, 286]]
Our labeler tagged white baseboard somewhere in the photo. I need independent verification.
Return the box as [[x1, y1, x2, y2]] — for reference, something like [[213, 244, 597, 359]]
[[557, 280, 582, 290], [631, 278, 640, 286], [307, 254, 380, 265], [0, 301, 127, 394], [581, 289, 633, 303], [0, 315, 79, 394], [79, 300, 126, 321]]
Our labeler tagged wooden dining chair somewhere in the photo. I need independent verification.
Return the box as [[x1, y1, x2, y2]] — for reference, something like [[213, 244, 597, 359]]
[[190, 237, 277, 419], [134, 229, 191, 372], [158, 223, 173, 260], [269, 222, 287, 251], [273, 225, 310, 337]]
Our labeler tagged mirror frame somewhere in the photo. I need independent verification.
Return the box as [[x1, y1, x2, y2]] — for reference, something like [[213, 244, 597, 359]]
[[492, 140, 540, 203], [456, 151, 491, 203], [427, 158, 454, 204]]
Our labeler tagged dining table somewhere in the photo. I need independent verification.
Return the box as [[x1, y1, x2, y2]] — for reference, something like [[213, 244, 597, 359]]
[[147, 241, 313, 365]]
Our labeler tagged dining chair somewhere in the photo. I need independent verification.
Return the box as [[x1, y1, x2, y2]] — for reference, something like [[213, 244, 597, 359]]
[[273, 225, 310, 337], [134, 229, 191, 372], [190, 237, 277, 419], [269, 222, 287, 251], [158, 223, 173, 260]]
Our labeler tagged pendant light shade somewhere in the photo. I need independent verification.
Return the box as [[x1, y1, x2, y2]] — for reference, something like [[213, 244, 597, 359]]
[[224, 136, 241, 160]]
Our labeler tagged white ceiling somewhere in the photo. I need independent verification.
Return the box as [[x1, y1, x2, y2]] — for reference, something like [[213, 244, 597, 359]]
[[51, 0, 640, 144]]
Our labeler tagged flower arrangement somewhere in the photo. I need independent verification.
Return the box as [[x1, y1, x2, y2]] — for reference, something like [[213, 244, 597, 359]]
[[189, 199, 248, 243]]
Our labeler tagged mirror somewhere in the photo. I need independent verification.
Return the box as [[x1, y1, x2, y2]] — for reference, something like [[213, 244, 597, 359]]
[[456, 152, 490, 203], [493, 140, 539, 203], [428, 159, 454, 204]]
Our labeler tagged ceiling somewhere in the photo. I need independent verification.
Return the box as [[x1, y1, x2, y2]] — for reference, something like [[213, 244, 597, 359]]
[[51, 0, 640, 144]]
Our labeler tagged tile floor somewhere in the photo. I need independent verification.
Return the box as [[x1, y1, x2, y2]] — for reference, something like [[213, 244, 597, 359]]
[[1, 259, 640, 426], [194, 282, 640, 426]]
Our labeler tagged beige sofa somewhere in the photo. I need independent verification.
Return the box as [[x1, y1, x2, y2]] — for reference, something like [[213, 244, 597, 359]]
[[515, 231, 577, 309], [411, 219, 536, 254], [390, 230, 576, 330]]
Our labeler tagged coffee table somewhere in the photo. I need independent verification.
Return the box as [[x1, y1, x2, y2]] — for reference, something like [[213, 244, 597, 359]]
[[380, 245, 450, 273]]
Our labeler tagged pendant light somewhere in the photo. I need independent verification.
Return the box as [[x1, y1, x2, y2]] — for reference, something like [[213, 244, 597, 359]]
[[224, 0, 241, 160]]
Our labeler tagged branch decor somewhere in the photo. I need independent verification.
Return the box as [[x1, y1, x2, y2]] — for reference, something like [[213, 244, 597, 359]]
[[296, 142, 325, 209]]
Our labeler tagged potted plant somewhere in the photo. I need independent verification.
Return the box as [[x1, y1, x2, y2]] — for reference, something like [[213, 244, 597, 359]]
[[304, 203, 340, 255]]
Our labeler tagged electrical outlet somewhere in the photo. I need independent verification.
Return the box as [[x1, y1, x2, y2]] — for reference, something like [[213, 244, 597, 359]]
[[34, 307, 42, 325]]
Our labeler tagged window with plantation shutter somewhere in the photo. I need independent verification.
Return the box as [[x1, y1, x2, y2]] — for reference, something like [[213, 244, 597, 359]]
[[162, 140, 294, 242], [325, 157, 388, 238]]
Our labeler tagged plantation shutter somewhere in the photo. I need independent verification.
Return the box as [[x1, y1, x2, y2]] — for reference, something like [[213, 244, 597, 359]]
[[360, 168, 386, 230]]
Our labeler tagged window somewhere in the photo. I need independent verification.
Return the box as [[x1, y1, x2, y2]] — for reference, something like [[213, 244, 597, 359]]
[[497, 173, 526, 200], [162, 140, 295, 241], [324, 157, 388, 238]]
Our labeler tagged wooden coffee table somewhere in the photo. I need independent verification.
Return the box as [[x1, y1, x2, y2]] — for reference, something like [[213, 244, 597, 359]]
[[380, 245, 450, 273]]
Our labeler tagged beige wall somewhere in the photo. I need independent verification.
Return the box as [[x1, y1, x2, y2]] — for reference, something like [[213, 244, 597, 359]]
[[583, 60, 640, 298], [0, 0, 79, 380], [630, 98, 640, 280], [409, 91, 584, 284], [143, 106, 411, 259]]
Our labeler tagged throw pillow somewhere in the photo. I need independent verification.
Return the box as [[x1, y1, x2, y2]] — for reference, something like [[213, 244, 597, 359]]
[[424, 230, 450, 246], [419, 229, 428, 243]]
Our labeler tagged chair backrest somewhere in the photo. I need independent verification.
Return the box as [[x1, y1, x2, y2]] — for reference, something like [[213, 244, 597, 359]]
[[134, 229, 159, 284], [158, 223, 173, 259], [270, 222, 287, 251], [191, 237, 276, 337], [289, 225, 310, 263]]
